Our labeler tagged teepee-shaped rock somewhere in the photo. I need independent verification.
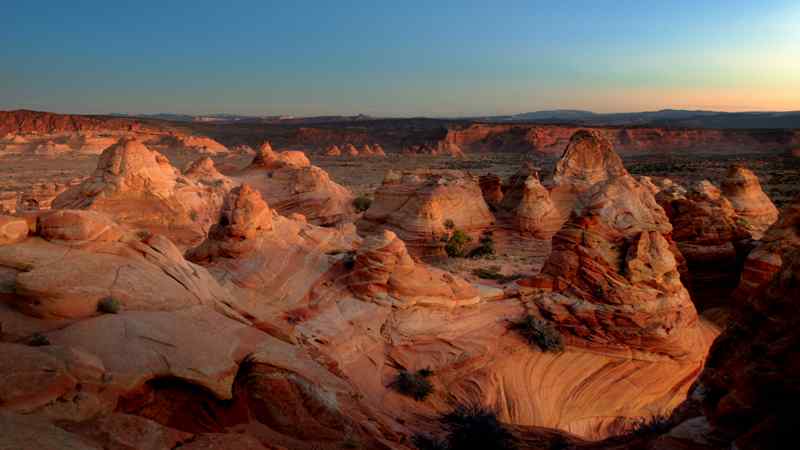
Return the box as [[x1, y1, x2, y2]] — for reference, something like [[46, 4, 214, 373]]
[[324, 145, 342, 156], [721, 165, 779, 239]]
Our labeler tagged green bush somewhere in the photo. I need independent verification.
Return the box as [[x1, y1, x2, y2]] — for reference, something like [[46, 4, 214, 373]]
[[440, 404, 517, 450], [445, 230, 472, 258], [467, 231, 495, 259], [353, 196, 372, 213], [391, 369, 434, 401], [28, 333, 50, 347], [98, 297, 121, 314], [511, 315, 564, 353]]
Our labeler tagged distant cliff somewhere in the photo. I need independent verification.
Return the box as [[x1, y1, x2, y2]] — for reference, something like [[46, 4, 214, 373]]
[[0, 110, 161, 134], [439, 123, 800, 154]]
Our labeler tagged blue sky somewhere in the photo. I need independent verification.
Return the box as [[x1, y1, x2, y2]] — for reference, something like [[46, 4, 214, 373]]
[[1, 0, 798, 116]]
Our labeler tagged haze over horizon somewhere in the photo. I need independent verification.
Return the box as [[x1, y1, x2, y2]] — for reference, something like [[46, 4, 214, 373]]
[[2, 0, 799, 117]]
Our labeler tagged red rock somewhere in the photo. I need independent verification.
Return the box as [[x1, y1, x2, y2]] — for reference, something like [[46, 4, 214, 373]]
[[720, 164, 778, 239], [0, 215, 28, 244], [479, 174, 504, 208], [324, 144, 342, 156], [358, 169, 495, 257]]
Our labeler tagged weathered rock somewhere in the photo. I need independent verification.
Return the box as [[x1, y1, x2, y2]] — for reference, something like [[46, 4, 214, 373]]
[[358, 169, 495, 257], [512, 173, 560, 239], [0, 215, 28, 244], [0, 412, 100, 450], [720, 164, 779, 239], [0, 213, 234, 319], [52, 138, 228, 247], [324, 144, 342, 156], [58, 413, 193, 450], [233, 144, 354, 225], [734, 194, 800, 302], [348, 230, 479, 307], [523, 175, 701, 357], [658, 180, 750, 309], [479, 174, 504, 208], [700, 248, 800, 449], [344, 144, 359, 156]]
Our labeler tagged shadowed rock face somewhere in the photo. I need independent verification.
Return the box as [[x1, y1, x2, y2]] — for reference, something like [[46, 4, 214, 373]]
[[658, 180, 751, 310], [698, 247, 800, 450], [358, 169, 495, 257], [524, 175, 703, 358], [720, 164, 779, 239], [734, 194, 800, 302]]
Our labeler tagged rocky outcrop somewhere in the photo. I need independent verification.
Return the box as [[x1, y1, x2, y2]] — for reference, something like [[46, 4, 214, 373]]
[[344, 144, 359, 156], [439, 122, 800, 155], [151, 133, 228, 155], [734, 194, 800, 302], [348, 230, 479, 307], [513, 174, 561, 239], [0, 210, 234, 320], [403, 141, 465, 157], [324, 144, 342, 156], [720, 164, 779, 239], [658, 180, 750, 308], [52, 138, 228, 247], [523, 175, 703, 358], [696, 247, 800, 449], [233, 143, 354, 225], [479, 174, 504, 209], [0, 215, 28, 245], [358, 169, 494, 257]]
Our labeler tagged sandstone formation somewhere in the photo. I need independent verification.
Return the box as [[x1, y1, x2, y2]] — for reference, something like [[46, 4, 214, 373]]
[[233, 142, 355, 225], [345, 143, 359, 156], [358, 169, 494, 257], [52, 138, 227, 247], [479, 173, 504, 209], [347, 230, 479, 307], [657, 180, 750, 308], [403, 141, 465, 157], [734, 194, 800, 302], [720, 164, 779, 239], [522, 174, 705, 358], [151, 132, 228, 155], [324, 144, 342, 156], [513, 173, 561, 239], [438, 122, 800, 155]]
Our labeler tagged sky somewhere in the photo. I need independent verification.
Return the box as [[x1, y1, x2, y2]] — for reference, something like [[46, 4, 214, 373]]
[[1, 0, 799, 117]]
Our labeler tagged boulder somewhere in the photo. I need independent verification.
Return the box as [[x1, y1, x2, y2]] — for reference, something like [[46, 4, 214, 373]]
[[0, 215, 28, 244]]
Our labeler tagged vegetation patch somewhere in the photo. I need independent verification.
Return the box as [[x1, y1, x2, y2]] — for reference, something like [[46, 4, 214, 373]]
[[511, 315, 564, 353], [472, 267, 523, 284], [629, 414, 673, 437], [353, 196, 372, 213], [445, 229, 472, 258], [28, 332, 50, 347], [439, 404, 518, 450], [467, 231, 495, 259], [391, 368, 434, 401], [98, 297, 121, 314]]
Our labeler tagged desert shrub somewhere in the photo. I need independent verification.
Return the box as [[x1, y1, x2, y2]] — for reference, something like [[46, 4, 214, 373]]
[[412, 434, 449, 450], [353, 196, 372, 213], [391, 369, 434, 401], [445, 230, 472, 258], [467, 231, 495, 258], [342, 251, 357, 270], [629, 414, 673, 436], [28, 333, 50, 347], [511, 315, 564, 353], [443, 219, 455, 230], [189, 210, 199, 222], [440, 404, 517, 450], [98, 297, 121, 314], [472, 267, 523, 283]]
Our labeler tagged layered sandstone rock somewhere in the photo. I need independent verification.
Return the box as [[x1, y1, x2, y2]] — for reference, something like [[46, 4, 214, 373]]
[[523, 175, 702, 358], [734, 194, 800, 302], [697, 247, 800, 449], [720, 165, 779, 239], [0, 210, 234, 320], [52, 138, 227, 247], [324, 144, 342, 156], [358, 169, 494, 257], [0, 215, 28, 245], [233, 143, 354, 225], [658, 180, 750, 308], [152, 133, 228, 155], [513, 174, 561, 239], [344, 144, 360, 156], [348, 230, 479, 307], [479, 174, 504, 209]]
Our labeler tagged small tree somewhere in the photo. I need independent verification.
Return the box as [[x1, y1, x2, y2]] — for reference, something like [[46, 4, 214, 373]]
[[445, 230, 472, 258], [511, 315, 564, 353], [353, 196, 372, 213]]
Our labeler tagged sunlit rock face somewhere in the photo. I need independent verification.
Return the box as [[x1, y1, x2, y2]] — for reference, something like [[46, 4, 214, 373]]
[[233, 142, 355, 226], [522, 174, 704, 358], [357, 169, 495, 257], [720, 164, 779, 240], [52, 138, 228, 247]]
